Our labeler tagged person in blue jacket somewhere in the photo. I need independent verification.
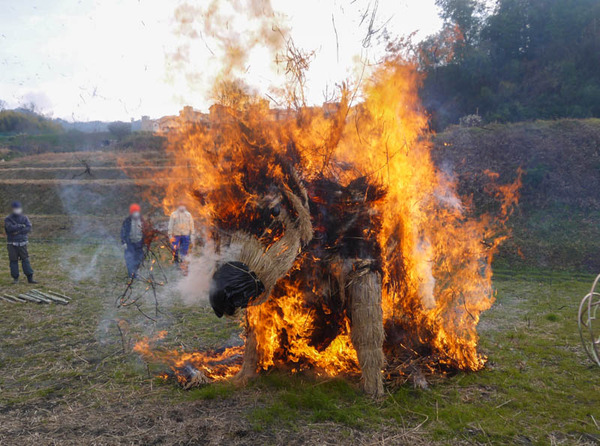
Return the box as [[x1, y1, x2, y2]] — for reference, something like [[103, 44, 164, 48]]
[[4, 201, 37, 284], [120, 203, 146, 278]]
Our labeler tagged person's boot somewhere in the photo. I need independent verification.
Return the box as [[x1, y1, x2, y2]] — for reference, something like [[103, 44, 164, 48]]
[[12, 277, 18, 284], [26, 275, 38, 284]]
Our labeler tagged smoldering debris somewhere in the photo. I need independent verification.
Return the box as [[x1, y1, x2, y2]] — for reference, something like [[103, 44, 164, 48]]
[[170, 364, 212, 389]]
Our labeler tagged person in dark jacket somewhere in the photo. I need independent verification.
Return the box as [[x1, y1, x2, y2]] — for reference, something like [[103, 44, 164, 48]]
[[4, 201, 37, 284], [120, 203, 145, 278]]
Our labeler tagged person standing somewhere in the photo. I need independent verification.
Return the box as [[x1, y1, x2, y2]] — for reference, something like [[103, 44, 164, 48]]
[[120, 203, 145, 278], [4, 201, 37, 284], [168, 202, 194, 267]]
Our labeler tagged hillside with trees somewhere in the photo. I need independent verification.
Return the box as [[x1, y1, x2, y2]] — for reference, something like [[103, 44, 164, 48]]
[[0, 109, 63, 135], [419, 0, 600, 129], [433, 119, 600, 270], [0, 109, 163, 156]]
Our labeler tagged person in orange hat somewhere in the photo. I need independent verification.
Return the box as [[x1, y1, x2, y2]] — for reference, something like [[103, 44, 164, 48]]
[[120, 203, 145, 278]]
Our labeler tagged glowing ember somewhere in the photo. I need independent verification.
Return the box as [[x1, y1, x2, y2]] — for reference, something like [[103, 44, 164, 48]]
[[133, 331, 243, 382]]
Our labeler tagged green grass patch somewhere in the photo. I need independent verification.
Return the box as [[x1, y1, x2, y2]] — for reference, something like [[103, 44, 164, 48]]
[[238, 271, 600, 444], [249, 374, 376, 430], [0, 242, 599, 444], [185, 382, 237, 400]]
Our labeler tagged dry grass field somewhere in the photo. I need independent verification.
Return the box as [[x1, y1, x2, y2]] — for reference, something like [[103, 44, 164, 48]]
[[0, 150, 599, 445]]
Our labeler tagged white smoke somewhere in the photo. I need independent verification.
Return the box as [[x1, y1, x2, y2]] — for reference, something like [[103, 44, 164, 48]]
[[435, 161, 464, 211], [415, 238, 436, 311], [176, 240, 241, 306]]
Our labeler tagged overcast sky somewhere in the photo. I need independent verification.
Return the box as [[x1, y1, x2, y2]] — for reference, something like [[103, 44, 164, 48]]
[[0, 0, 442, 122]]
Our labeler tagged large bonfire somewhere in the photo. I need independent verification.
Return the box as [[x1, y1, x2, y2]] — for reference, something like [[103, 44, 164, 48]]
[[133, 1, 519, 395]]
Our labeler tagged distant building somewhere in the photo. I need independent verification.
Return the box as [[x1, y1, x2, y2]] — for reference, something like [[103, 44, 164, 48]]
[[269, 102, 341, 121], [140, 115, 160, 132], [139, 106, 209, 134], [157, 115, 178, 133], [140, 102, 340, 134], [179, 106, 209, 125]]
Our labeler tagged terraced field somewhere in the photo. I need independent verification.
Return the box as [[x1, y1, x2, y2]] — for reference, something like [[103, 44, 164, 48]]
[[0, 151, 173, 241]]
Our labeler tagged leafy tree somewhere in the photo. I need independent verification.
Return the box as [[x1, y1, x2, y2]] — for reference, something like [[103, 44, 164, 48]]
[[107, 121, 132, 140], [0, 110, 62, 134], [435, 0, 484, 48], [419, 0, 600, 129]]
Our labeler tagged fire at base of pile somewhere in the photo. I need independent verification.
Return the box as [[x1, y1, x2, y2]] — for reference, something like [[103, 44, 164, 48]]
[[132, 62, 519, 397]]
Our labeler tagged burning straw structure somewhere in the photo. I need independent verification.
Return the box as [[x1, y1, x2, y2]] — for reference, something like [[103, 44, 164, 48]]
[[132, 60, 519, 396]]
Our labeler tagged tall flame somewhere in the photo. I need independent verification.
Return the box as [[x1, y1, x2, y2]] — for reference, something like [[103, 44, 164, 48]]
[[132, 59, 519, 381]]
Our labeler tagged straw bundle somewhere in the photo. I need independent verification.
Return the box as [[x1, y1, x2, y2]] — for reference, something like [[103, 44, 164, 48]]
[[235, 183, 312, 303], [234, 327, 259, 383], [231, 180, 312, 380], [348, 265, 385, 397]]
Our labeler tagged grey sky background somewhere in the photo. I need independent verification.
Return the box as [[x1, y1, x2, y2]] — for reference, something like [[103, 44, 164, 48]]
[[0, 0, 443, 122]]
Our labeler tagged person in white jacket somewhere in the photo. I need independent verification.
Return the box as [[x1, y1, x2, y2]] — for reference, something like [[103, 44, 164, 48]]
[[168, 202, 195, 266]]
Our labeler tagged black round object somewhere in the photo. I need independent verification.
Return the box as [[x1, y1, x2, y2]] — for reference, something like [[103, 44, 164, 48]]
[[209, 261, 265, 318]]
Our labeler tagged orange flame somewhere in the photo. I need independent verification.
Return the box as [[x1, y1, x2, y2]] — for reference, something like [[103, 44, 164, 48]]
[[132, 59, 519, 383], [133, 331, 243, 382]]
